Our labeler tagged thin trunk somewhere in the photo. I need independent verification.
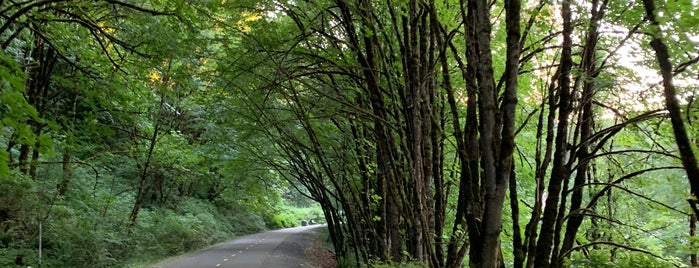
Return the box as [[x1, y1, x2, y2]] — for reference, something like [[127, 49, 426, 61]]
[[432, 6, 447, 264], [406, 0, 426, 260], [472, 0, 511, 264], [129, 96, 164, 225], [691, 214, 697, 266], [28, 146, 39, 180], [340, 0, 414, 262], [433, 113, 446, 268], [58, 153, 72, 195], [606, 166, 615, 259], [351, 119, 388, 260], [462, 4, 483, 267], [505, 0, 523, 266], [388, 191, 402, 261], [422, 5, 438, 265], [524, 76, 558, 268], [17, 37, 56, 178], [557, 1, 606, 265], [322, 199, 347, 261], [461, 1, 484, 264], [58, 94, 78, 195], [443, 41, 474, 268], [534, 0, 574, 265], [510, 161, 524, 268], [18, 144, 30, 175], [25, 37, 57, 180], [445, 1, 480, 267]]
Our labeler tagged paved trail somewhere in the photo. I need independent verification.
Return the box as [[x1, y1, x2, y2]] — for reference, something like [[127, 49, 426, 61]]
[[151, 225, 324, 268]]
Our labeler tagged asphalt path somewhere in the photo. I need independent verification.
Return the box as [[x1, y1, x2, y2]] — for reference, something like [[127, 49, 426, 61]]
[[151, 225, 324, 268]]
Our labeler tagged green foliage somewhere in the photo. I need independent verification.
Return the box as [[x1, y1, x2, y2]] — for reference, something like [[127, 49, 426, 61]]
[[0, 50, 37, 177], [0, 171, 38, 251], [131, 198, 264, 258], [268, 204, 325, 228], [367, 260, 426, 268], [568, 250, 687, 268]]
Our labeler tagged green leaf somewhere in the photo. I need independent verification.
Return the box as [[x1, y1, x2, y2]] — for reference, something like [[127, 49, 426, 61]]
[[0, 151, 9, 178]]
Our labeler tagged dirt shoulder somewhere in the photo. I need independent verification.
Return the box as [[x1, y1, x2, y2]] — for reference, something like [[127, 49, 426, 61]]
[[262, 225, 336, 268], [303, 226, 337, 268]]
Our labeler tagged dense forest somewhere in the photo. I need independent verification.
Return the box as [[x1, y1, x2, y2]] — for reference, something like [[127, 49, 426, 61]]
[[1, 0, 698, 267]]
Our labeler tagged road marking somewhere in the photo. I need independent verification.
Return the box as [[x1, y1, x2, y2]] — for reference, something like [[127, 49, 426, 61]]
[[215, 264, 221, 267], [238, 250, 243, 253]]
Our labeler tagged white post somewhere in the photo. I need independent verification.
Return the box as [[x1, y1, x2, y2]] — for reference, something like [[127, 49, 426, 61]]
[[38, 221, 42, 267]]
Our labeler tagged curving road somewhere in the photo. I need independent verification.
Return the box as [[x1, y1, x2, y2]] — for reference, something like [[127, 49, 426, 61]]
[[151, 225, 324, 268]]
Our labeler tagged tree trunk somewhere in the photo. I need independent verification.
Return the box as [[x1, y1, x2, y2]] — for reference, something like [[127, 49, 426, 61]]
[[58, 152, 72, 196], [16, 36, 57, 178], [504, 1, 523, 267], [28, 145, 40, 180], [129, 96, 164, 225], [557, 1, 606, 264], [445, 1, 481, 267], [534, 0, 574, 265], [691, 214, 697, 267], [510, 161, 524, 268], [18, 144, 30, 175], [524, 68, 559, 268]]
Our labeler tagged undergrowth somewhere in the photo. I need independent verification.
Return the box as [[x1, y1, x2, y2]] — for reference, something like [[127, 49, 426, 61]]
[[0, 195, 266, 268]]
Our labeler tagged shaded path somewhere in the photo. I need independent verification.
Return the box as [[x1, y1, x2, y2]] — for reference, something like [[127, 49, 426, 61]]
[[151, 225, 325, 268]]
